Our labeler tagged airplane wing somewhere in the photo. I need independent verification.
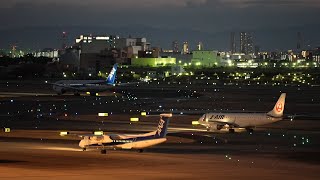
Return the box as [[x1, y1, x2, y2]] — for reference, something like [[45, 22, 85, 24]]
[[116, 82, 141, 86], [208, 120, 240, 128], [51, 83, 84, 91], [77, 134, 104, 138]]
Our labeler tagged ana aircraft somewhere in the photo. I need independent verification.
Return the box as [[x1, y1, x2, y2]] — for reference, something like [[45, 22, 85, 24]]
[[79, 113, 172, 154], [52, 64, 117, 96], [198, 93, 286, 133]]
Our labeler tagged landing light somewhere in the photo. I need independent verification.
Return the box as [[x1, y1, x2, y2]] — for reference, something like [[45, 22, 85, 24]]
[[98, 113, 109, 117], [60, 131, 69, 136], [130, 117, 139, 122], [4, 127, 11, 133], [94, 131, 104, 136], [192, 121, 200, 125]]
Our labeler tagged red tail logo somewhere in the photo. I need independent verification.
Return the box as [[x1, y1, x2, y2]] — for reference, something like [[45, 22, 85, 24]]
[[276, 103, 283, 113]]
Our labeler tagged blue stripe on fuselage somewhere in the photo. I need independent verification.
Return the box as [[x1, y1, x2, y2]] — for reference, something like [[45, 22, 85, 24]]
[[89, 134, 160, 147]]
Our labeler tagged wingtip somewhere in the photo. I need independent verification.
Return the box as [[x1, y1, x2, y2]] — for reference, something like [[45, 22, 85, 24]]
[[160, 113, 173, 118]]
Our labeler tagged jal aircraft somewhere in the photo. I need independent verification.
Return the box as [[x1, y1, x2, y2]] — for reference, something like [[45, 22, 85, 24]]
[[79, 114, 172, 154], [52, 64, 118, 96], [198, 93, 286, 133]]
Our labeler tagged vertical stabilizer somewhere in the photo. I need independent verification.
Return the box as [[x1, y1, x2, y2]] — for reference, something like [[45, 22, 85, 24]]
[[106, 64, 118, 85], [267, 93, 286, 117], [154, 114, 172, 138]]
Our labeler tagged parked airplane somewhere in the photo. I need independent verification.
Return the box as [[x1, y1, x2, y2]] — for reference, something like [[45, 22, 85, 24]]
[[52, 64, 118, 96], [198, 93, 286, 133], [79, 113, 172, 154]]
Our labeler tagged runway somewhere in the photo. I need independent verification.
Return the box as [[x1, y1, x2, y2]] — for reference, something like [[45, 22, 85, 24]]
[[1, 82, 320, 179], [0, 132, 319, 180]]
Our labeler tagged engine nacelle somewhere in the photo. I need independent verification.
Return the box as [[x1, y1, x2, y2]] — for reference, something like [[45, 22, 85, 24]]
[[208, 124, 224, 131], [53, 85, 66, 95]]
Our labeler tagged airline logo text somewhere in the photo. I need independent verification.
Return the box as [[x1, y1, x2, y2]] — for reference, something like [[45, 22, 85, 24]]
[[108, 68, 116, 80], [210, 115, 225, 120], [157, 119, 165, 136]]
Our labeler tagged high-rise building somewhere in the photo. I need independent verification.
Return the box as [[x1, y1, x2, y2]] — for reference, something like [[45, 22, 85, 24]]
[[254, 45, 260, 55], [230, 32, 236, 54], [297, 32, 302, 50], [240, 32, 254, 55], [172, 41, 179, 53], [61, 31, 67, 50], [183, 41, 189, 54], [197, 42, 204, 51]]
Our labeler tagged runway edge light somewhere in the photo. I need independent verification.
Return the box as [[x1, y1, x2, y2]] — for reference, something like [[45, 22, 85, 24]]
[[98, 113, 109, 117], [130, 117, 139, 122]]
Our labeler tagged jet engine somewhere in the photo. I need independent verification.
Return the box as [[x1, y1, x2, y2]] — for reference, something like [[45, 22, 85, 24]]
[[53, 85, 66, 95]]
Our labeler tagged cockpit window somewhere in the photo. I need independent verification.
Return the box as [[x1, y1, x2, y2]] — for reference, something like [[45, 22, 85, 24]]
[[199, 114, 206, 122]]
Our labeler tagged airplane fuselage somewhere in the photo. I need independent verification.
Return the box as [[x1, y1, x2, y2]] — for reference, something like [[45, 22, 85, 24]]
[[53, 80, 113, 94], [199, 113, 282, 129], [79, 135, 166, 150], [53, 64, 118, 95]]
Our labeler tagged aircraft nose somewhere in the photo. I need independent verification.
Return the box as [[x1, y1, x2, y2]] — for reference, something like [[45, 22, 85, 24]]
[[79, 140, 85, 148], [198, 114, 206, 123]]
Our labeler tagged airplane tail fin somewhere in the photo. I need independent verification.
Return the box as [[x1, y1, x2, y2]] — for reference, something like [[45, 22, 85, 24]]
[[154, 114, 172, 138], [106, 64, 118, 85], [267, 93, 286, 118]]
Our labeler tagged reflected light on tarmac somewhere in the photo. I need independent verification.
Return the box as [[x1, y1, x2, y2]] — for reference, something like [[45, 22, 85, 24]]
[[0, 92, 56, 97], [33, 146, 81, 152]]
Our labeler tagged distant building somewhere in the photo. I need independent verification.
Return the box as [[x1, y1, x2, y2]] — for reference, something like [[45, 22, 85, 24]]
[[131, 57, 176, 67], [171, 65, 185, 75], [73, 34, 149, 72], [197, 42, 204, 51], [33, 48, 59, 58], [254, 45, 260, 55], [183, 42, 189, 54], [240, 32, 254, 55], [75, 35, 118, 54], [313, 47, 320, 63], [115, 37, 149, 56], [297, 32, 303, 50], [138, 47, 160, 58], [160, 52, 192, 65], [74, 34, 119, 73], [230, 32, 236, 54], [59, 48, 80, 71], [191, 50, 220, 67], [172, 41, 179, 53]]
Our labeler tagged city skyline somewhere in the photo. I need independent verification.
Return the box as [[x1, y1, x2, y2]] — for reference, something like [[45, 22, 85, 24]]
[[0, 0, 320, 50]]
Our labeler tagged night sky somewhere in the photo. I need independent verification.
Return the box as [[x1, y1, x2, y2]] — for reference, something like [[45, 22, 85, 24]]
[[1, 0, 320, 50]]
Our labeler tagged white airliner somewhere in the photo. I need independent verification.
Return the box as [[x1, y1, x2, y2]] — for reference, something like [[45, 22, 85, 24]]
[[79, 114, 172, 154], [198, 93, 286, 133], [52, 64, 118, 96]]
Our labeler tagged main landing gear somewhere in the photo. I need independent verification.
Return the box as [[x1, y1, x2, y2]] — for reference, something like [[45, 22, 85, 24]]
[[101, 149, 107, 154], [74, 92, 80, 96], [229, 129, 235, 133], [138, 149, 144, 153], [246, 128, 254, 133]]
